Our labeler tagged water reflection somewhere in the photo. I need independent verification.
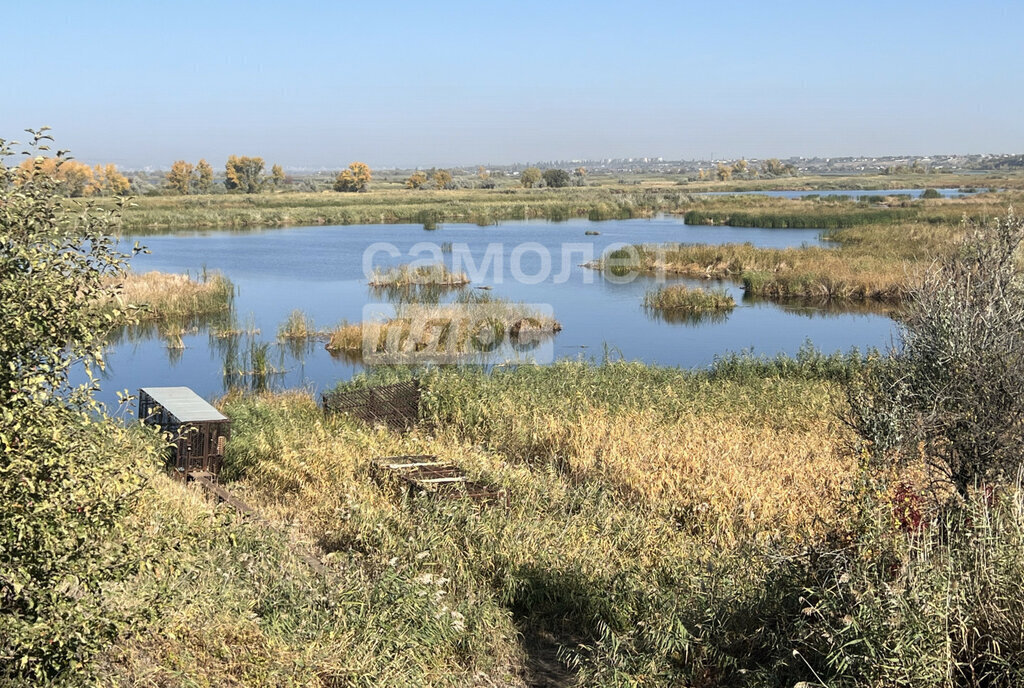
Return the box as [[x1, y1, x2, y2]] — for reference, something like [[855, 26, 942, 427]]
[[215, 332, 288, 393], [368, 282, 465, 305], [742, 294, 899, 319], [644, 307, 733, 326]]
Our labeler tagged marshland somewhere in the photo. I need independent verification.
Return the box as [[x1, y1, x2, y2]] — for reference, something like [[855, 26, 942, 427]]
[[9, 1, 1024, 684], [81, 182, 1024, 405], [11, 144, 1024, 688]]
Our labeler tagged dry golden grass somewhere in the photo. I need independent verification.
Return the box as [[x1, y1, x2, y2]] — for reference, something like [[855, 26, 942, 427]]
[[535, 409, 851, 541], [644, 284, 736, 313], [368, 262, 470, 288], [325, 301, 561, 359], [228, 365, 852, 546], [592, 218, 964, 302], [324, 321, 363, 352], [115, 270, 234, 319]]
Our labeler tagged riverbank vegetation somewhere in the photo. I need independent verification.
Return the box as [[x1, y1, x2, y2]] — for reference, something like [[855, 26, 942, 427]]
[[644, 283, 736, 314], [94, 212, 1024, 685], [325, 296, 561, 361], [103, 175, 1024, 233], [597, 240, 915, 301], [368, 262, 470, 288], [112, 186, 691, 231], [96, 344, 1024, 685], [116, 270, 235, 320], [589, 191, 1021, 303], [10, 131, 1024, 685]]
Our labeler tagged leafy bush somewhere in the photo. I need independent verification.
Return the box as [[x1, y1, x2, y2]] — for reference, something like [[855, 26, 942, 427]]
[[849, 210, 1024, 497], [0, 130, 155, 682], [541, 168, 571, 188]]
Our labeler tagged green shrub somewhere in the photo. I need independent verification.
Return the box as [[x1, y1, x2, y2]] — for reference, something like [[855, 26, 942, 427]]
[[0, 130, 158, 682], [849, 210, 1024, 498]]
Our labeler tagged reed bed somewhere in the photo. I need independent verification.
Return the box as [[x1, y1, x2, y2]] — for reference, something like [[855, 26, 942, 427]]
[[644, 284, 735, 313], [111, 187, 691, 232], [325, 298, 561, 360], [368, 262, 469, 288], [86, 355, 1024, 685], [115, 270, 234, 319], [588, 214, 975, 302], [276, 308, 328, 340]]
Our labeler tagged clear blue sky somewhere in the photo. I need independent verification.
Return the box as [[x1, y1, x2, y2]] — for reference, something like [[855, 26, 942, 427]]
[[3, 0, 1022, 169]]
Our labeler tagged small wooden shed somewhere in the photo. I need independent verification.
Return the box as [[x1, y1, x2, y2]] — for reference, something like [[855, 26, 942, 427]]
[[139, 387, 231, 480]]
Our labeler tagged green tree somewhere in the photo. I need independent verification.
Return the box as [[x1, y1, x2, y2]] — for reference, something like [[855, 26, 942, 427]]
[[0, 129, 154, 682], [542, 168, 571, 188], [405, 171, 427, 189], [224, 155, 265, 193], [334, 161, 372, 192], [166, 160, 194, 194], [196, 158, 214, 193], [520, 166, 541, 188]]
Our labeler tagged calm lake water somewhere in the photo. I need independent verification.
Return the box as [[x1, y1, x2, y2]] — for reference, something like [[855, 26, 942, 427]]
[[87, 216, 896, 409]]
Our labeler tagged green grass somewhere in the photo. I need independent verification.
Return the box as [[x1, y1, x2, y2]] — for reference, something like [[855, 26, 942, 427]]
[[112, 187, 695, 232]]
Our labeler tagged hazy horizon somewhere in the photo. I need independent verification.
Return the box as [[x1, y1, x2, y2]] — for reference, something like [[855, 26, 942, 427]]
[[5, 0, 1023, 170]]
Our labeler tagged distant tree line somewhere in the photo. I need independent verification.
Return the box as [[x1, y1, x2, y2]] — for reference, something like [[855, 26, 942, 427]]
[[161, 157, 373, 195], [401, 165, 586, 191], [15, 157, 130, 197], [696, 158, 799, 182]]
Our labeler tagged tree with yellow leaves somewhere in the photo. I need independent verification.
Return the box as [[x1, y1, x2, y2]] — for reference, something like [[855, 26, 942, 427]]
[[225, 155, 265, 193], [166, 160, 195, 194], [196, 159, 214, 193], [334, 161, 372, 192], [92, 164, 130, 196], [17, 157, 128, 197], [271, 164, 286, 188], [405, 171, 427, 189], [432, 169, 454, 190]]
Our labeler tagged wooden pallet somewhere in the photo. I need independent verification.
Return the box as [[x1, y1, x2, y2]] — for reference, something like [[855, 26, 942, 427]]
[[323, 381, 421, 430], [371, 455, 504, 503]]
